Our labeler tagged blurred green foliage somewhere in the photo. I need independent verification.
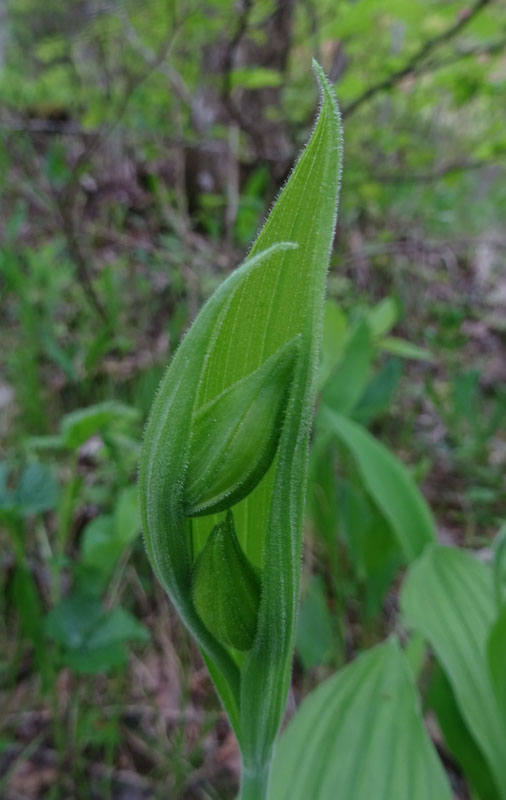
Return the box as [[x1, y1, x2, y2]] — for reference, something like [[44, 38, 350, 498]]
[[0, 0, 505, 797]]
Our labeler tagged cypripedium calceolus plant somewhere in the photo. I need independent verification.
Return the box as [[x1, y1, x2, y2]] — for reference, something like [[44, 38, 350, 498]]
[[139, 61, 342, 799]]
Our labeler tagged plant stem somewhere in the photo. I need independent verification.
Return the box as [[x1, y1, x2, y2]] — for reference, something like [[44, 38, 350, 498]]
[[239, 760, 271, 800]]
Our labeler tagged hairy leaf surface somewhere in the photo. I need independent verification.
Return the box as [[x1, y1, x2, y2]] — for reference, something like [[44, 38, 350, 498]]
[[139, 62, 343, 771]]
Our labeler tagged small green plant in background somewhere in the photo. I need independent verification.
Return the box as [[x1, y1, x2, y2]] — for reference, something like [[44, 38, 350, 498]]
[[298, 295, 434, 667], [1, 401, 148, 791]]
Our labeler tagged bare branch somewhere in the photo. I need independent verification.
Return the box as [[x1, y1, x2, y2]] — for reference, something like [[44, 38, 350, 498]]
[[353, 154, 506, 185], [342, 0, 494, 118], [413, 34, 506, 77]]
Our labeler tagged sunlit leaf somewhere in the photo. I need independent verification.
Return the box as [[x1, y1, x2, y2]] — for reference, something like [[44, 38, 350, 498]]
[[61, 401, 139, 450]]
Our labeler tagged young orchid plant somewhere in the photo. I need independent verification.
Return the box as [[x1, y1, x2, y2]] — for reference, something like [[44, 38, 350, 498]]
[[139, 61, 342, 799]]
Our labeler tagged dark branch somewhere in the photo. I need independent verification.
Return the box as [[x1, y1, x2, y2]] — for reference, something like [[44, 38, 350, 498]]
[[346, 153, 506, 186], [342, 0, 494, 118], [220, 0, 259, 145], [413, 35, 506, 77]]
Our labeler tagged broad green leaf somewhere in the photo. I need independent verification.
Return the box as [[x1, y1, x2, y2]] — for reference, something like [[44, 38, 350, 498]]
[[319, 410, 435, 562], [113, 485, 141, 547], [493, 524, 506, 606], [46, 594, 148, 675], [335, 478, 401, 613], [16, 462, 59, 515], [318, 300, 348, 390], [0, 462, 59, 516], [320, 320, 372, 415], [401, 546, 506, 799], [81, 488, 141, 582], [139, 62, 342, 771], [61, 401, 139, 450], [269, 639, 452, 800], [427, 665, 501, 800], [353, 357, 402, 424], [295, 575, 334, 670], [487, 605, 506, 718], [45, 593, 104, 649], [403, 632, 426, 681], [85, 606, 149, 649], [307, 435, 340, 546], [367, 296, 399, 338], [64, 643, 127, 675], [80, 515, 116, 575], [336, 478, 373, 576], [380, 336, 432, 362], [361, 517, 401, 620]]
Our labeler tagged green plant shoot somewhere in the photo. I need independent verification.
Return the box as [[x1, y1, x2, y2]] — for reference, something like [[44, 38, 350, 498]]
[[139, 61, 342, 799]]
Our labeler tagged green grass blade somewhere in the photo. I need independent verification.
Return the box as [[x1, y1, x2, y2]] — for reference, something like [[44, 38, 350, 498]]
[[139, 242, 297, 730]]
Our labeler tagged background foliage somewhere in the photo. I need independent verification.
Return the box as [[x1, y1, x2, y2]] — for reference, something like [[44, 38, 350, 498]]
[[0, 0, 505, 797]]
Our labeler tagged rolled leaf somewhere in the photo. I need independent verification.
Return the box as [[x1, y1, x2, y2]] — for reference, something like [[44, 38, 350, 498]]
[[139, 62, 342, 774], [184, 337, 299, 516], [192, 511, 261, 651]]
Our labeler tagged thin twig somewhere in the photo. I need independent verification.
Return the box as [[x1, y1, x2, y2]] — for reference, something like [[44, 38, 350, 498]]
[[347, 153, 506, 185], [342, 0, 494, 118], [412, 34, 506, 77]]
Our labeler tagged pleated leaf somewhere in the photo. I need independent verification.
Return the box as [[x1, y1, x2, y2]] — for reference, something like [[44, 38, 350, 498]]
[[269, 639, 452, 800], [401, 545, 506, 799], [139, 61, 342, 768], [318, 409, 435, 562]]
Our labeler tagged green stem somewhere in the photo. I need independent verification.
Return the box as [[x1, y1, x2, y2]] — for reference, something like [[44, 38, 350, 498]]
[[239, 760, 271, 800]]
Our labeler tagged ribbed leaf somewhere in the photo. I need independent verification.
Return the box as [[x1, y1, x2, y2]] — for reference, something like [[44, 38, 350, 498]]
[[319, 409, 435, 562], [269, 639, 452, 800], [139, 62, 342, 774], [401, 545, 506, 799]]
